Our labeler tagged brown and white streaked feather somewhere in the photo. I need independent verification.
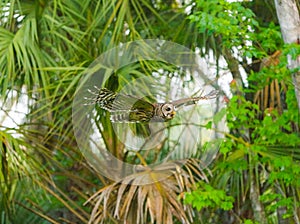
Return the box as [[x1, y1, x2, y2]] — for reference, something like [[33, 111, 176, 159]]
[[85, 86, 156, 122], [85, 87, 146, 112], [84, 87, 218, 123], [171, 90, 218, 108]]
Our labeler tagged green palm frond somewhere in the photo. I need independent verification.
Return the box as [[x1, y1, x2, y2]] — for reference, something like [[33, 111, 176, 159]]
[[0, 128, 52, 222]]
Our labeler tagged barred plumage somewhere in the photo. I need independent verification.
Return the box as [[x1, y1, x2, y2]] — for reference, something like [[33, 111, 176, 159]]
[[85, 86, 217, 123]]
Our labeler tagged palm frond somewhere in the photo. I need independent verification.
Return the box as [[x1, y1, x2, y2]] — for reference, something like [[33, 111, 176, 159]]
[[86, 159, 209, 224]]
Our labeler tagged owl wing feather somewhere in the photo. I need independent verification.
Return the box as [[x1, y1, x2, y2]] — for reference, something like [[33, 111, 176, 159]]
[[85, 87, 156, 137], [85, 87, 218, 137], [171, 90, 218, 108], [85, 87, 155, 122]]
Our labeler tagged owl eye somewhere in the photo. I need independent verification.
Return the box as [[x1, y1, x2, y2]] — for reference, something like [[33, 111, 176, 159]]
[[165, 106, 172, 112]]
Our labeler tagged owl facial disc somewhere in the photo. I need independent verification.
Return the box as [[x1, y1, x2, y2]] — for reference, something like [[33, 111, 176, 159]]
[[161, 103, 176, 120]]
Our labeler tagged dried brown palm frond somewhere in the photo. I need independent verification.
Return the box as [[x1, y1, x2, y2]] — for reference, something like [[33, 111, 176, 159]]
[[253, 77, 286, 115], [253, 50, 287, 117], [85, 158, 210, 224]]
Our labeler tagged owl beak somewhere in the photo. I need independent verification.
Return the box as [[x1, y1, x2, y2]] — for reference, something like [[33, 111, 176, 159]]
[[171, 111, 176, 117]]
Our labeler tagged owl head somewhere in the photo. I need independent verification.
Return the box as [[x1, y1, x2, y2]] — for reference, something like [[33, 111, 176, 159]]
[[161, 103, 176, 120]]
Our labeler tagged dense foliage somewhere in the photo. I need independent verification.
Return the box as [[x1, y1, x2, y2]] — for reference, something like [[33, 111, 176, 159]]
[[0, 0, 299, 223]]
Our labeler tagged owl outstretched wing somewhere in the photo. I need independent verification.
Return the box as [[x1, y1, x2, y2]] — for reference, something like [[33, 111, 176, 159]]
[[84, 87, 218, 137], [85, 87, 218, 122], [171, 90, 218, 108], [85, 86, 155, 123]]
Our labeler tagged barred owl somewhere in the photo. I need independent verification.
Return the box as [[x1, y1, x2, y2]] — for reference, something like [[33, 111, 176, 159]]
[[85, 86, 218, 123]]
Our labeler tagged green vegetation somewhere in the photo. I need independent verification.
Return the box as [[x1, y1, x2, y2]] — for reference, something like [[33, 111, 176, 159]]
[[0, 0, 299, 223]]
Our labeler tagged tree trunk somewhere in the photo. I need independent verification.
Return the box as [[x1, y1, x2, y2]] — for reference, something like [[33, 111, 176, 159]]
[[274, 0, 300, 111], [249, 164, 267, 224]]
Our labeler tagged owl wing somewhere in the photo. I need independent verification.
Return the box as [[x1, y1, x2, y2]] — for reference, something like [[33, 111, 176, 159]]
[[85, 87, 155, 122], [171, 90, 219, 108]]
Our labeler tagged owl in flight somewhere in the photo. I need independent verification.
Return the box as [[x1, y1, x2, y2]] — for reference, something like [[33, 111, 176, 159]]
[[85, 86, 218, 123]]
